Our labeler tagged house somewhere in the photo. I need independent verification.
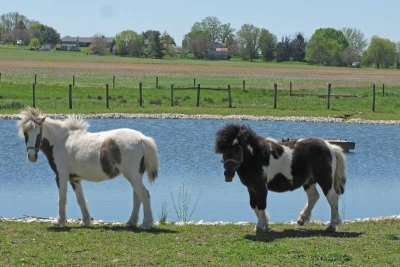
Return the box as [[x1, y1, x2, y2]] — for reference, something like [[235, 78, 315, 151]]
[[207, 43, 229, 60], [60, 36, 115, 51]]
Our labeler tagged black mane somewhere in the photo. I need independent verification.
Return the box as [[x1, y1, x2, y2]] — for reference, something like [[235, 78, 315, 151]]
[[215, 124, 256, 153]]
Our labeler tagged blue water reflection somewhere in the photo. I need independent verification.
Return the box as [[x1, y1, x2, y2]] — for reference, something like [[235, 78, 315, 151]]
[[0, 119, 399, 223]]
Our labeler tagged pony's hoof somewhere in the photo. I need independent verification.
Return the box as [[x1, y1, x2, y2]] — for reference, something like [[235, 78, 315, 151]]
[[140, 223, 153, 230], [53, 218, 66, 227], [80, 219, 92, 227], [255, 226, 267, 233], [325, 225, 337, 232], [126, 222, 137, 228], [296, 219, 305, 226]]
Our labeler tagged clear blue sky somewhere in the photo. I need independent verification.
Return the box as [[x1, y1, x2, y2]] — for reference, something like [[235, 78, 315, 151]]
[[2, 0, 399, 45]]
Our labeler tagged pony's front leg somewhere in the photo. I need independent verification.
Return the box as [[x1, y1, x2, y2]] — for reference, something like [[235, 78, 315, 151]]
[[70, 180, 92, 227], [55, 174, 68, 227], [248, 188, 268, 233]]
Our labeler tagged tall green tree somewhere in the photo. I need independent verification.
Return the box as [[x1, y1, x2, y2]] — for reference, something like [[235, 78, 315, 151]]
[[259, 29, 276, 61], [396, 41, 400, 69], [40, 25, 60, 46], [341, 28, 367, 56], [290, 33, 307, 61], [183, 29, 211, 59], [193, 16, 222, 43], [142, 30, 163, 58], [276, 36, 292, 62], [115, 30, 144, 57], [306, 28, 348, 66], [362, 36, 396, 68], [237, 24, 260, 61]]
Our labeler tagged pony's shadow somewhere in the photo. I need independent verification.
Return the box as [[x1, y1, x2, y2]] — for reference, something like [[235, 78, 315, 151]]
[[47, 225, 177, 234], [245, 228, 362, 243]]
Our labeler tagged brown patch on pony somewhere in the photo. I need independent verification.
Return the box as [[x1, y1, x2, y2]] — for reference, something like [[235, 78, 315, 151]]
[[100, 138, 121, 178]]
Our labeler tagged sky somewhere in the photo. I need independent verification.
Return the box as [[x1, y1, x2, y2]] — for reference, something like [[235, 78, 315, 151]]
[[1, 0, 400, 45]]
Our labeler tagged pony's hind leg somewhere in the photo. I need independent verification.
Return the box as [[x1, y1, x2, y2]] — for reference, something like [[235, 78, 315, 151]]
[[325, 188, 341, 232], [124, 172, 153, 229], [55, 173, 68, 227], [297, 183, 319, 226], [70, 180, 92, 227], [126, 191, 141, 227]]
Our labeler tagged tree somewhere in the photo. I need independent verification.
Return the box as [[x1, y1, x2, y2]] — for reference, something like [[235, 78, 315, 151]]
[[184, 29, 211, 59], [306, 28, 348, 66], [396, 42, 400, 69], [275, 36, 292, 62], [115, 30, 144, 57], [40, 25, 60, 46], [362, 36, 396, 68], [0, 12, 30, 43], [142, 30, 163, 59], [194, 16, 222, 43], [160, 31, 176, 57], [290, 33, 307, 61], [259, 29, 276, 61], [341, 28, 367, 56], [28, 37, 40, 49], [237, 24, 260, 61], [89, 34, 108, 55]]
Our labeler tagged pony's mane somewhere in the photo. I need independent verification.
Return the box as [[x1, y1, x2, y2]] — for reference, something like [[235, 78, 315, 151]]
[[63, 115, 89, 131], [215, 124, 256, 153], [17, 107, 42, 137]]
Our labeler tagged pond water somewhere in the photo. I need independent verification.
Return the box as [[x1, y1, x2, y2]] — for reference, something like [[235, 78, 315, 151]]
[[0, 119, 399, 223]]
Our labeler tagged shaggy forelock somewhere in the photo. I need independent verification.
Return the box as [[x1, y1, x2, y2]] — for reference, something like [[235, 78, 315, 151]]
[[17, 107, 43, 137], [215, 124, 255, 153]]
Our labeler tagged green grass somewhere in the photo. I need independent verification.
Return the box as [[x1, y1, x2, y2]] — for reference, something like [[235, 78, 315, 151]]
[[0, 220, 399, 266], [1, 45, 399, 120]]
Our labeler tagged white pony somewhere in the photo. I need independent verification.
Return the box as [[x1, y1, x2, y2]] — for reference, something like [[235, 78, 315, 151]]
[[17, 107, 159, 228]]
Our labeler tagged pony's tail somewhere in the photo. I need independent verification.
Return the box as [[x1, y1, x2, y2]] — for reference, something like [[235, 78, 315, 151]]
[[140, 136, 159, 183], [332, 145, 346, 195]]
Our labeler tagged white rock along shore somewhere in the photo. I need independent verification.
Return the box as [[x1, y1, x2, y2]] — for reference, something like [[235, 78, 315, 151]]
[[1, 215, 399, 226], [0, 113, 399, 125]]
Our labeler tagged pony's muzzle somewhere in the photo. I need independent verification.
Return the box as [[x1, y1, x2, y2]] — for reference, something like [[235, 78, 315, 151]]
[[224, 170, 235, 182], [28, 153, 38, 162]]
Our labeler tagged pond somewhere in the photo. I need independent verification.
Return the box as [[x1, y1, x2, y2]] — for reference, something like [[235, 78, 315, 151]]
[[0, 119, 399, 223]]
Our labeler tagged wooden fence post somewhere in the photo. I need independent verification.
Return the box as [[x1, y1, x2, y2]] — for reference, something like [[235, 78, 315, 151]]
[[170, 84, 174, 106], [228, 85, 232, 108], [139, 82, 143, 107], [34, 74, 37, 85], [382, 83, 385, 97], [372, 84, 376, 112], [112, 76, 115, 88], [196, 84, 200, 107], [193, 78, 196, 88], [32, 83, 36, 108], [72, 76, 75, 88], [106, 84, 109, 109], [243, 80, 246, 92], [69, 84, 72, 109], [289, 82, 292, 96], [0, 72, 2, 81], [327, 83, 331, 109], [273, 83, 278, 109], [156, 77, 159, 89]]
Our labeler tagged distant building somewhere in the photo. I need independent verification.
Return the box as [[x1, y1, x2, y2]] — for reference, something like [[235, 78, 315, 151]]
[[60, 36, 115, 51], [207, 43, 229, 60]]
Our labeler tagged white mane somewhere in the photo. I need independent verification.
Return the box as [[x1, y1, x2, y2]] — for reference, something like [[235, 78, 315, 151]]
[[63, 115, 89, 131]]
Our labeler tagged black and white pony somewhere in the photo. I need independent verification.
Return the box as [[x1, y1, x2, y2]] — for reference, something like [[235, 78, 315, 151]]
[[17, 107, 159, 229], [215, 124, 346, 232]]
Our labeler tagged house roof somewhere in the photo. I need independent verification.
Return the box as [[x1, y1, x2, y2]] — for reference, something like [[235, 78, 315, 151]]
[[61, 36, 115, 44]]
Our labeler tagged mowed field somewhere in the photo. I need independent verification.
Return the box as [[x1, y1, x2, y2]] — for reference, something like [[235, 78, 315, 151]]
[[0, 46, 399, 119]]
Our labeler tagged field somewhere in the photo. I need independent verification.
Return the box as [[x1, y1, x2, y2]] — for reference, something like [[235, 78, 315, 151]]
[[1, 220, 399, 266], [0, 46, 399, 120]]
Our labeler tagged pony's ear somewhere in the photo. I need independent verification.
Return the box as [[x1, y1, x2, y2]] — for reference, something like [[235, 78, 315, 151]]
[[232, 138, 239, 146], [34, 116, 46, 125]]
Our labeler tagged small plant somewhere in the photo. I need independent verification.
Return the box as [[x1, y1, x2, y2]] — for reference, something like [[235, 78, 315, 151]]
[[169, 183, 201, 223], [118, 98, 127, 104], [0, 101, 24, 110], [149, 98, 162, 105], [86, 95, 93, 99], [97, 96, 102, 100], [203, 97, 214, 104], [158, 201, 168, 225]]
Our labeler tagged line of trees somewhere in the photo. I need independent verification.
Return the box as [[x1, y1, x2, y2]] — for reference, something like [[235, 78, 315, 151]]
[[1, 12, 399, 69]]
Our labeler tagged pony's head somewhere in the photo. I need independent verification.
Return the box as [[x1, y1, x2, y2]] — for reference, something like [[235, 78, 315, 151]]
[[17, 107, 46, 162], [215, 124, 255, 182]]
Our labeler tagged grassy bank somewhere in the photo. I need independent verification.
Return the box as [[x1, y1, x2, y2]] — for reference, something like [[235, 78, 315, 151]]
[[0, 220, 399, 266]]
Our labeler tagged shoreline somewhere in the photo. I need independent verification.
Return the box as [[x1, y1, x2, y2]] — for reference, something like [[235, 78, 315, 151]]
[[1, 214, 400, 226], [0, 113, 399, 125]]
